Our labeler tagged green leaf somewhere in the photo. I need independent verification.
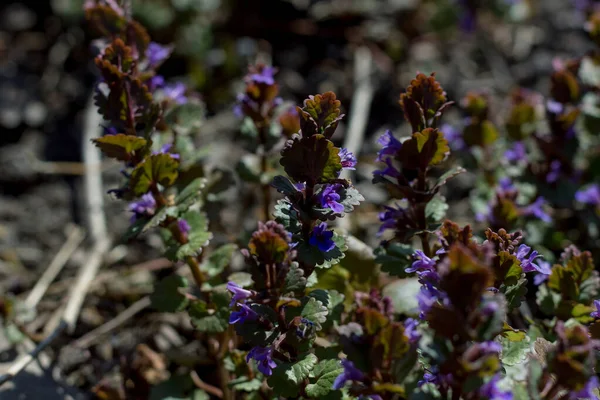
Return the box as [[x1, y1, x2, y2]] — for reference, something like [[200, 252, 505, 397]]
[[229, 377, 262, 392], [141, 178, 207, 233], [501, 277, 528, 310], [130, 153, 180, 196], [375, 243, 414, 278], [188, 299, 229, 333], [280, 134, 342, 184], [500, 335, 531, 366], [236, 154, 261, 183], [286, 353, 319, 384], [272, 175, 299, 196], [163, 102, 205, 135], [383, 278, 421, 315], [301, 297, 328, 330], [274, 199, 302, 234], [283, 262, 307, 294], [202, 244, 238, 277], [93, 134, 148, 161], [338, 186, 364, 214], [306, 359, 343, 398], [433, 166, 466, 190], [425, 195, 448, 223], [151, 275, 189, 312], [164, 211, 212, 261], [227, 272, 253, 288]]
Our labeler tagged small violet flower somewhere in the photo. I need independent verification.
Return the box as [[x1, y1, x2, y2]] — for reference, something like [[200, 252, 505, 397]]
[[479, 374, 513, 400], [570, 376, 600, 400], [250, 66, 276, 85], [504, 142, 526, 163], [546, 160, 561, 183], [309, 222, 336, 252], [376, 130, 402, 162], [332, 359, 365, 390], [576, 184, 600, 206], [591, 300, 600, 319], [515, 244, 545, 274], [406, 250, 436, 274], [147, 75, 165, 92], [226, 281, 253, 306], [533, 260, 552, 286], [145, 42, 171, 68], [246, 346, 277, 376], [129, 193, 156, 222], [163, 82, 188, 104], [441, 123, 465, 151], [177, 219, 190, 239], [339, 148, 357, 170], [319, 184, 344, 214], [404, 317, 421, 344], [229, 303, 258, 325], [521, 197, 551, 223]]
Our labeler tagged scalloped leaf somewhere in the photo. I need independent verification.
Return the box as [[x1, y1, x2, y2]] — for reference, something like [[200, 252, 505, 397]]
[[280, 134, 342, 184], [299, 92, 344, 138], [164, 211, 212, 261], [151, 275, 189, 312], [398, 128, 449, 170], [93, 134, 148, 162], [306, 359, 343, 398], [164, 102, 205, 136], [301, 297, 328, 330], [283, 262, 306, 294], [130, 153, 180, 196], [375, 243, 413, 278]]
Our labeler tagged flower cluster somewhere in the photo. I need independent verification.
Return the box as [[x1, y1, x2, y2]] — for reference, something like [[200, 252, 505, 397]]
[[273, 92, 362, 275]]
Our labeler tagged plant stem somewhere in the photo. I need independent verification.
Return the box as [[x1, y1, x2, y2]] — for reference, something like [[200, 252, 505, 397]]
[[261, 151, 271, 220], [185, 255, 205, 289]]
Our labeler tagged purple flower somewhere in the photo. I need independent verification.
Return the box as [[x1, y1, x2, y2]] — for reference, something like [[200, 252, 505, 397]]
[[339, 148, 357, 170], [404, 318, 421, 344], [504, 142, 526, 163], [546, 99, 564, 114], [546, 160, 561, 183], [377, 204, 405, 235], [294, 182, 306, 191], [407, 250, 436, 273], [533, 260, 552, 285], [479, 341, 502, 354], [229, 303, 258, 324], [246, 346, 277, 376], [147, 75, 165, 92], [332, 359, 365, 390], [441, 123, 465, 150], [576, 184, 600, 206], [319, 184, 344, 214], [250, 66, 276, 85], [373, 157, 401, 179], [129, 193, 157, 222], [479, 374, 513, 400], [570, 376, 600, 400], [418, 371, 438, 386], [376, 130, 402, 161], [591, 300, 600, 319], [309, 222, 336, 252], [163, 82, 188, 104], [145, 42, 172, 68], [481, 299, 500, 316], [498, 177, 515, 192], [515, 244, 544, 273], [417, 286, 438, 319], [177, 219, 190, 238], [521, 197, 551, 223], [227, 281, 253, 306]]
